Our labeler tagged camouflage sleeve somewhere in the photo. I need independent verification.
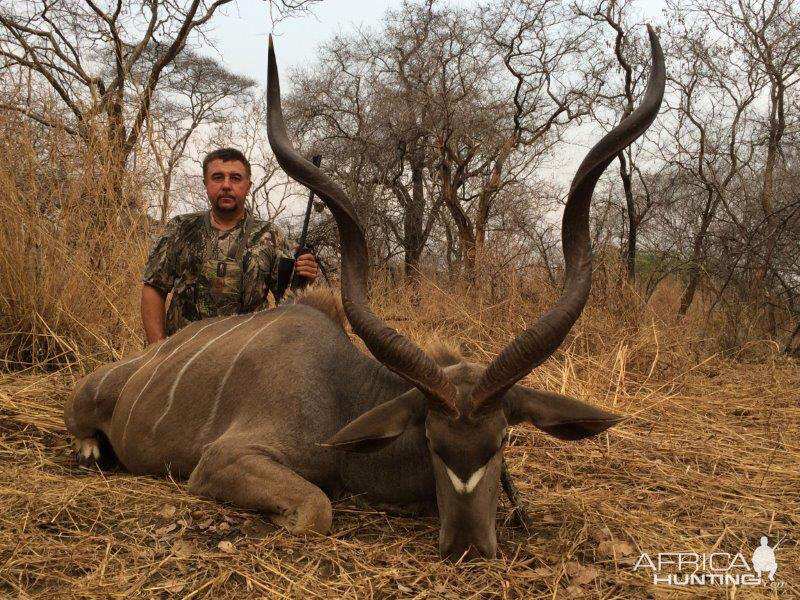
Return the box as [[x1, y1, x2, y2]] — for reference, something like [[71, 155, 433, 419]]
[[142, 217, 181, 294]]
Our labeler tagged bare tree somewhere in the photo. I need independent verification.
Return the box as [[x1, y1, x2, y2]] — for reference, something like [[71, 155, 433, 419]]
[[287, 0, 605, 282], [442, 0, 604, 280], [285, 1, 447, 280], [713, 0, 800, 297], [664, 0, 799, 327], [575, 0, 665, 282], [0, 0, 321, 210], [145, 49, 256, 222]]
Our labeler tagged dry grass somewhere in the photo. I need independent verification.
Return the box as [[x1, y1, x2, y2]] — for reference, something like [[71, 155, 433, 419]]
[[0, 106, 797, 599], [0, 113, 148, 372], [1, 278, 798, 599]]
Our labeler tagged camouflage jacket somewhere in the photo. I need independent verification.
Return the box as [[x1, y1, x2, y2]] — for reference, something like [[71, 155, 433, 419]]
[[143, 210, 297, 336]]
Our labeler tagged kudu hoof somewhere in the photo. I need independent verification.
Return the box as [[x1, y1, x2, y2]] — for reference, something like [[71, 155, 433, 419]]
[[72, 436, 101, 468], [71, 434, 120, 470]]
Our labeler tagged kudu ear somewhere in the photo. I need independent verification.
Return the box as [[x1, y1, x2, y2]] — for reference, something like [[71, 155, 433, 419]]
[[504, 386, 626, 441], [323, 389, 426, 453]]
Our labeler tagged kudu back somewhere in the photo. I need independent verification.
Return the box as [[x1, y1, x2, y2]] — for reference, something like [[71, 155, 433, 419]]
[[65, 29, 665, 561]]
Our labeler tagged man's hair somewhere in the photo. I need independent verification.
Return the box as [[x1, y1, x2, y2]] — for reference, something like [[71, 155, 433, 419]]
[[202, 148, 251, 179]]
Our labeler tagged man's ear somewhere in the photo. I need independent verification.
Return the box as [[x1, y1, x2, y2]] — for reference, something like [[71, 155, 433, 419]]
[[504, 386, 626, 441], [323, 388, 426, 452]]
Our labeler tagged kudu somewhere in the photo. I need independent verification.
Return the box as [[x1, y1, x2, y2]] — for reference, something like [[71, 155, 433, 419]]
[[65, 29, 665, 561]]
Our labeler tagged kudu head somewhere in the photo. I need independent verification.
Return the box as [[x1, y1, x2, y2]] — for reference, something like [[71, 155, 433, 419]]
[[267, 29, 665, 561]]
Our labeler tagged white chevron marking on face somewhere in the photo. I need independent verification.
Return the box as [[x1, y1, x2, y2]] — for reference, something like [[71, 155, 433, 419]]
[[151, 314, 256, 436], [445, 464, 488, 495]]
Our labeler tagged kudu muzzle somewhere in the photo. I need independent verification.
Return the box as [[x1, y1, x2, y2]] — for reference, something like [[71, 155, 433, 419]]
[[432, 448, 503, 561]]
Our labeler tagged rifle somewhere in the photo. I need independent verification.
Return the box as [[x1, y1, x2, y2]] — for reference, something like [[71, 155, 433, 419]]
[[275, 154, 321, 302], [292, 154, 322, 288], [772, 534, 787, 550]]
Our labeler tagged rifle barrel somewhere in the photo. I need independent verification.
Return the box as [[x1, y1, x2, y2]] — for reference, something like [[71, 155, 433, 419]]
[[297, 154, 321, 251], [772, 534, 787, 550]]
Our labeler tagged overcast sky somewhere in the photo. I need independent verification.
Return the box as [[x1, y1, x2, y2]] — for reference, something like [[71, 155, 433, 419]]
[[196, 0, 669, 190], [201, 0, 482, 85], [202, 0, 668, 84]]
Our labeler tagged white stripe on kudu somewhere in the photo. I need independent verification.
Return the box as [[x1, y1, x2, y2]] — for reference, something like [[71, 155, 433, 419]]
[[92, 352, 147, 402], [120, 316, 237, 446], [197, 312, 288, 443], [151, 314, 256, 436], [116, 340, 173, 403], [445, 464, 488, 495]]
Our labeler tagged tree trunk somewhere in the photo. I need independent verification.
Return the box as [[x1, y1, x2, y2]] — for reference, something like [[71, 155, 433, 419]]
[[461, 232, 477, 280], [475, 200, 487, 273], [443, 218, 456, 281], [161, 171, 173, 225], [110, 92, 126, 199], [439, 157, 476, 281], [751, 81, 784, 299], [679, 188, 718, 316], [678, 263, 701, 316], [403, 153, 426, 281]]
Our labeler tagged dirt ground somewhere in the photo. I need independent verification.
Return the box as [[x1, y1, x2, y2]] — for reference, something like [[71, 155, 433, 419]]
[[0, 357, 797, 599]]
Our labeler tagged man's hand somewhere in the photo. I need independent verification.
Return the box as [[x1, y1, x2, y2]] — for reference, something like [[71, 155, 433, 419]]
[[295, 251, 319, 284]]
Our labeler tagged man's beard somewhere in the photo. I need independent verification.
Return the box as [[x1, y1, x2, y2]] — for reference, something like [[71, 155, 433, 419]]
[[214, 197, 238, 212]]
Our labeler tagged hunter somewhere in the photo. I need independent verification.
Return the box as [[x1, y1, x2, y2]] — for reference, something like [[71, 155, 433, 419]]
[[141, 147, 319, 343]]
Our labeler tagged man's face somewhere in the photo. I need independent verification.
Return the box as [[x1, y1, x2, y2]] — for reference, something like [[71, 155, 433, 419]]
[[204, 159, 251, 214]]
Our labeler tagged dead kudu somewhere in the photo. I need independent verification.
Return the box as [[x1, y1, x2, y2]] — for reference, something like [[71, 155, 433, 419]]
[[65, 30, 665, 561]]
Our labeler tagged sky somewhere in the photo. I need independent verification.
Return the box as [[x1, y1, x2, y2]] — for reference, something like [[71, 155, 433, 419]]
[[201, 0, 481, 84], [201, 0, 669, 84], [191, 0, 670, 204], [199, 0, 669, 183]]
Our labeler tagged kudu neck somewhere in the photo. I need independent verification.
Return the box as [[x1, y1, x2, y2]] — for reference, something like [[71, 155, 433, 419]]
[[346, 357, 416, 419], [337, 353, 435, 504]]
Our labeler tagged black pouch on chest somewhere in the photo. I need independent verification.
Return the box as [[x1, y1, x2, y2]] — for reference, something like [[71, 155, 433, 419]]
[[208, 256, 238, 294]]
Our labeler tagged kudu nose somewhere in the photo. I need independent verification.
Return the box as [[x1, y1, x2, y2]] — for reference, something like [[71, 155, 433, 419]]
[[440, 540, 497, 562]]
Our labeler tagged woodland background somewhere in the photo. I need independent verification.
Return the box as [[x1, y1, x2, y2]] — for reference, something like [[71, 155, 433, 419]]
[[0, 0, 798, 367], [0, 1, 797, 598]]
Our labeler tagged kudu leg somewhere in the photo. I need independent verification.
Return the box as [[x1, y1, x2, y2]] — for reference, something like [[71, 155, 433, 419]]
[[65, 380, 119, 469], [188, 437, 332, 535], [501, 458, 533, 531]]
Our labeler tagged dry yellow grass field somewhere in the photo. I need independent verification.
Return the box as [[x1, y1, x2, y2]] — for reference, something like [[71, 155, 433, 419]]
[[0, 117, 797, 599], [1, 278, 798, 599]]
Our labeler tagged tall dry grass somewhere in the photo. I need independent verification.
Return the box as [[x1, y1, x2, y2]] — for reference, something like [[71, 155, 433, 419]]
[[0, 113, 149, 372], [368, 254, 741, 384], [0, 106, 789, 377]]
